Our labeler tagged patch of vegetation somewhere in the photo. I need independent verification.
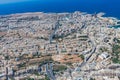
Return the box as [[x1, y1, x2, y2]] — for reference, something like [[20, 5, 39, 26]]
[[78, 35, 88, 38], [0, 35, 4, 40], [113, 38, 120, 43], [112, 44, 120, 64], [53, 65, 67, 72], [79, 38, 88, 41], [9, 77, 15, 80], [34, 71, 40, 76], [90, 78, 95, 80], [29, 56, 54, 66], [36, 37, 49, 40], [66, 62, 73, 66], [69, 57, 73, 59], [4, 55, 10, 60], [118, 76, 120, 80], [44, 75, 50, 80], [61, 50, 67, 53], [99, 47, 109, 52], [17, 62, 26, 68], [78, 54, 84, 60], [67, 54, 72, 55], [26, 78, 34, 80]]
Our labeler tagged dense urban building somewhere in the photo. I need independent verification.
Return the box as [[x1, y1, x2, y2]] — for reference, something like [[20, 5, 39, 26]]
[[0, 11, 120, 80]]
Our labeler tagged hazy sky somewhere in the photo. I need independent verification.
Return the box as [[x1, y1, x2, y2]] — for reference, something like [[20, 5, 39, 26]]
[[0, 0, 33, 4]]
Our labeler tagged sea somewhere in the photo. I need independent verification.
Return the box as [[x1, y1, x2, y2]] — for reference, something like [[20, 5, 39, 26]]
[[0, 0, 120, 19]]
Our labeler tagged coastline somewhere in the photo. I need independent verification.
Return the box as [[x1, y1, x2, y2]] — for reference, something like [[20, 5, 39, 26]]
[[0, 0, 120, 19], [0, 11, 119, 28]]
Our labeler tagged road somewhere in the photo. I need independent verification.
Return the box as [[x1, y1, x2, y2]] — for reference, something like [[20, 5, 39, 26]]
[[76, 37, 96, 69], [49, 20, 60, 43], [46, 63, 56, 80]]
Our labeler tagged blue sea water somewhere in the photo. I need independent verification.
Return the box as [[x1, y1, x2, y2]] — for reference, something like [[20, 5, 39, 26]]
[[0, 0, 120, 19]]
